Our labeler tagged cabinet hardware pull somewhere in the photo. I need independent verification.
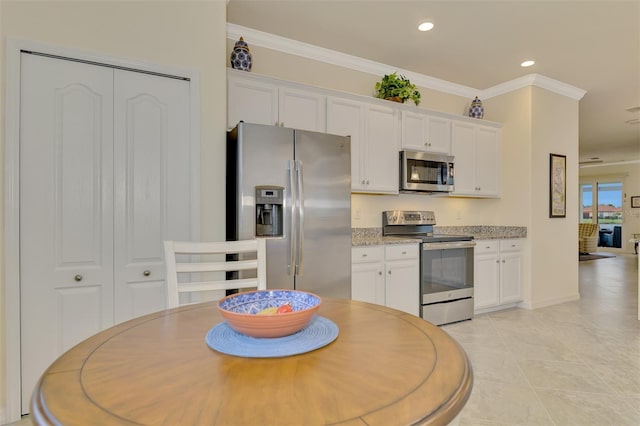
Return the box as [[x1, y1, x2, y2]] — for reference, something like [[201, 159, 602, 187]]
[[74, 274, 83, 282], [143, 270, 151, 276], [388, 271, 391, 275], [401, 251, 406, 255], [378, 271, 382, 275]]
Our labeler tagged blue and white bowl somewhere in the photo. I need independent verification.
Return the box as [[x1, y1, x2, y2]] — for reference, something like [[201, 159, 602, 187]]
[[217, 290, 321, 338]]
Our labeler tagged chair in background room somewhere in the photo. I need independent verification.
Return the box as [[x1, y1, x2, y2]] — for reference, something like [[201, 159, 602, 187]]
[[578, 223, 599, 254], [164, 239, 267, 308]]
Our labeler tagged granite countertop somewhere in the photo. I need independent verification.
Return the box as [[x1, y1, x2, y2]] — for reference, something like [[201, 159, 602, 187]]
[[352, 226, 527, 247]]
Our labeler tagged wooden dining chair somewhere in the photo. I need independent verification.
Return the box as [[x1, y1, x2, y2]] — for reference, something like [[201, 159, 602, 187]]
[[164, 239, 267, 308]]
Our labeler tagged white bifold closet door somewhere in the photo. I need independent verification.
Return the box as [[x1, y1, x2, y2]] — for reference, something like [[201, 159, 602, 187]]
[[19, 53, 192, 413]]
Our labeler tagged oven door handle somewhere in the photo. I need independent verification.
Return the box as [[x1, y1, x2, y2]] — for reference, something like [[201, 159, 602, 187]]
[[422, 241, 476, 250]]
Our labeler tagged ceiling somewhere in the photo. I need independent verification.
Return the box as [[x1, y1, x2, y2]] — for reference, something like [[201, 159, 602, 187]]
[[227, 0, 640, 165]]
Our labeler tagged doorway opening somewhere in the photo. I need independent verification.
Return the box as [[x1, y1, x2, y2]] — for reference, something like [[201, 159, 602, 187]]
[[580, 181, 623, 248]]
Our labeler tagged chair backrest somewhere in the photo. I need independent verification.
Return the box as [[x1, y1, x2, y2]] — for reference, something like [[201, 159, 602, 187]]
[[578, 223, 598, 238], [164, 239, 267, 308]]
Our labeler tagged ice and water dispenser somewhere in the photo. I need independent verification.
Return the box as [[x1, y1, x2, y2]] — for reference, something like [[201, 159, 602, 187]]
[[255, 186, 283, 237]]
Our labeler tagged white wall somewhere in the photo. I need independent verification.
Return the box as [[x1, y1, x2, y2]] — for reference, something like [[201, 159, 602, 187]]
[[529, 87, 580, 308], [0, 1, 228, 421]]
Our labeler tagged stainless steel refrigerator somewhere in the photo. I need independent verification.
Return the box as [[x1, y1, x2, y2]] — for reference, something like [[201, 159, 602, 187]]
[[226, 122, 351, 298]]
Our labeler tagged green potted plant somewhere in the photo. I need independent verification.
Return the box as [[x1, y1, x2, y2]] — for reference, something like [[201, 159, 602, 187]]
[[375, 72, 421, 106]]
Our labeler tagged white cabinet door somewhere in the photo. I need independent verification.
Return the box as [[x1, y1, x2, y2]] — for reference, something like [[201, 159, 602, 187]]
[[228, 73, 325, 132], [351, 246, 384, 305], [500, 251, 522, 304], [20, 55, 115, 412], [362, 104, 399, 194], [451, 121, 501, 197], [227, 75, 278, 128], [474, 253, 500, 309], [401, 111, 451, 154], [113, 70, 192, 323], [19, 54, 194, 413], [474, 239, 523, 312], [279, 87, 326, 132], [426, 115, 451, 154], [352, 262, 385, 305], [476, 126, 500, 196], [385, 260, 419, 316], [451, 121, 477, 195], [384, 244, 419, 316], [401, 110, 427, 151], [326, 97, 365, 191]]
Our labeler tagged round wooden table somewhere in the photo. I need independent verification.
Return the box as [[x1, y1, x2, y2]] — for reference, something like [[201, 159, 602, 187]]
[[32, 298, 472, 425]]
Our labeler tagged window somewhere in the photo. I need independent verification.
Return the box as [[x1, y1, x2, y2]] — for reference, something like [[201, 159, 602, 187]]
[[596, 182, 623, 225]]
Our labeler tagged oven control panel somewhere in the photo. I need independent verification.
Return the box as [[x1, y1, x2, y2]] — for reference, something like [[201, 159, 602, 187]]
[[382, 210, 436, 226]]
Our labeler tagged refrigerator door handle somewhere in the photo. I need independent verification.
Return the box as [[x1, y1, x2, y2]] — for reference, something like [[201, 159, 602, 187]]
[[296, 160, 305, 275], [287, 159, 296, 275]]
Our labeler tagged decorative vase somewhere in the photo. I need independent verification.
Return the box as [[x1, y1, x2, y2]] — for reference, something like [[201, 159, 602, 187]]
[[230, 37, 252, 72], [468, 96, 484, 119]]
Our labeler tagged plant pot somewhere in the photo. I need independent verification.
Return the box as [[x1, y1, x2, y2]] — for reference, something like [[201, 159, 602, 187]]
[[385, 96, 404, 103]]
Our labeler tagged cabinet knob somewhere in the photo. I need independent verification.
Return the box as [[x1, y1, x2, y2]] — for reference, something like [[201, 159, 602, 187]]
[[502, 260, 506, 263], [378, 271, 382, 276], [361, 254, 368, 258], [361, 179, 366, 184], [496, 260, 500, 264], [74, 274, 83, 282], [388, 270, 391, 275], [143, 270, 151, 276], [366, 180, 370, 185], [401, 251, 406, 255]]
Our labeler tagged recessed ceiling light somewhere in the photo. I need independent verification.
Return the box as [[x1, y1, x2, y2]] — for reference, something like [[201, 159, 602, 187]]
[[521, 60, 535, 67], [418, 21, 434, 32]]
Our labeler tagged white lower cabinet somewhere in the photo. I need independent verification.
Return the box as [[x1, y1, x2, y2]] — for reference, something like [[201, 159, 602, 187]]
[[351, 246, 385, 305], [351, 244, 419, 316], [474, 239, 523, 312]]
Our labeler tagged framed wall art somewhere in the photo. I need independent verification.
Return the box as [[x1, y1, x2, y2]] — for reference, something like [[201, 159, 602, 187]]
[[631, 196, 640, 208], [549, 153, 566, 218]]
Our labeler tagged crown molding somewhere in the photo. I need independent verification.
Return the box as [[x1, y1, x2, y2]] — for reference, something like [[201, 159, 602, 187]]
[[481, 74, 586, 101], [227, 23, 587, 101]]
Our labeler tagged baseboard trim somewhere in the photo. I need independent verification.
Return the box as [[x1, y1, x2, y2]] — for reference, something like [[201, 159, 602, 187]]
[[530, 293, 581, 310]]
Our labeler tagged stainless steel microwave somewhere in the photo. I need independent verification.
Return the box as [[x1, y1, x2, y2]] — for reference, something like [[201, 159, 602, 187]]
[[399, 150, 454, 193]]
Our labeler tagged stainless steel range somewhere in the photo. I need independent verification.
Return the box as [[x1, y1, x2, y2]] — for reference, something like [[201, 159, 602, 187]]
[[382, 211, 475, 325]]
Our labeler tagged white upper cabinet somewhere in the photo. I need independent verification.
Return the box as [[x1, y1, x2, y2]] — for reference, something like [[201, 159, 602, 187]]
[[227, 75, 278, 128], [401, 110, 451, 154], [326, 97, 365, 192], [228, 72, 326, 132], [327, 97, 399, 194], [278, 86, 326, 132], [451, 121, 501, 197], [228, 70, 502, 197], [362, 103, 399, 194]]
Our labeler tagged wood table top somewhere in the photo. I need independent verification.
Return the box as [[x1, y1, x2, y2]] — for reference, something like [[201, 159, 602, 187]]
[[32, 298, 472, 426]]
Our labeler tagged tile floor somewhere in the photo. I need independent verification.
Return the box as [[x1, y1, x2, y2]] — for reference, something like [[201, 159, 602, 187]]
[[444, 253, 640, 425], [9, 254, 639, 426]]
